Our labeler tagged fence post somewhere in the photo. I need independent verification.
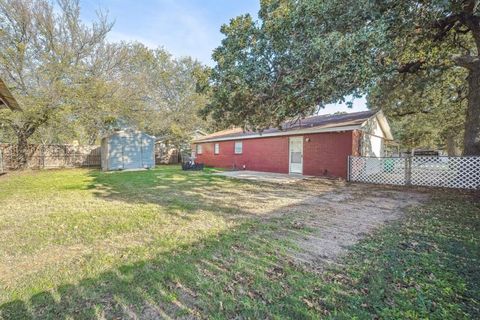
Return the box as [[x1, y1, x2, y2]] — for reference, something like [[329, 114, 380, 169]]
[[405, 156, 412, 186], [42, 145, 45, 169], [347, 155, 351, 182], [64, 145, 67, 168], [72, 148, 75, 168], [0, 149, 3, 174]]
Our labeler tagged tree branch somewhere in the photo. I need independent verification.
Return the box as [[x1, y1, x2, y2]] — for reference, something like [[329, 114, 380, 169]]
[[454, 55, 480, 69], [432, 14, 461, 42], [397, 60, 424, 73], [393, 110, 431, 117]]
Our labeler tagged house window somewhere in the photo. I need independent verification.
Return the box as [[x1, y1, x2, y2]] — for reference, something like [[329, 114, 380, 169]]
[[196, 144, 203, 154], [214, 143, 220, 154], [234, 141, 243, 154]]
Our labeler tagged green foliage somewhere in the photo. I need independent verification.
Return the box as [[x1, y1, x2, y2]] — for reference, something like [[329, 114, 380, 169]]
[[0, 0, 210, 149], [204, 0, 478, 152], [125, 47, 211, 147], [203, 0, 384, 130], [0, 0, 114, 145], [369, 67, 467, 152]]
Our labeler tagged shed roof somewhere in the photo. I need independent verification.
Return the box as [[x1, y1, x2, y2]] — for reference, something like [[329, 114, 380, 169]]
[[102, 129, 156, 140], [0, 78, 21, 111], [194, 110, 379, 143]]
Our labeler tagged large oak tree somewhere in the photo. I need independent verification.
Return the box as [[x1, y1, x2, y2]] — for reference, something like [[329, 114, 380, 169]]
[[204, 0, 480, 155]]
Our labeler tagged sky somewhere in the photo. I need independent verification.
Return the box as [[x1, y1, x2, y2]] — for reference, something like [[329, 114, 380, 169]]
[[80, 0, 367, 114]]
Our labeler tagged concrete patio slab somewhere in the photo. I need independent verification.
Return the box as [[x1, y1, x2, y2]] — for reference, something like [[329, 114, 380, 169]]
[[213, 170, 311, 183]]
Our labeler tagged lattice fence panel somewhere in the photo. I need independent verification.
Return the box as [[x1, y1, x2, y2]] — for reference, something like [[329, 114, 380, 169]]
[[349, 156, 406, 186], [411, 156, 480, 189], [349, 156, 480, 190]]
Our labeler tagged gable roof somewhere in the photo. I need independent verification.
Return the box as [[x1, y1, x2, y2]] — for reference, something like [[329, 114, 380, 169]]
[[194, 110, 384, 143], [102, 129, 156, 141], [0, 78, 21, 111]]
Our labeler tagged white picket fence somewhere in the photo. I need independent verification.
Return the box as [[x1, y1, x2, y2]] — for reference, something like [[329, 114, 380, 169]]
[[348, 156, 480, 190]]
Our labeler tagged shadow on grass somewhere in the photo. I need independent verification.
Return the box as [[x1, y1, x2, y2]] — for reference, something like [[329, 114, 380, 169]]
[[2, 195, 479, 319], [2, 167, 478, 319], [86, 165, 313, 220], [0, 166, 327, 319], [0, 215, 322, 319]]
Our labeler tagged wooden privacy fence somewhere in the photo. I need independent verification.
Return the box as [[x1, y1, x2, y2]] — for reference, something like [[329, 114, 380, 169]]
[[0, 149, 4, 174], [348, 156, 480, 190], [0, 144, 101, 170]]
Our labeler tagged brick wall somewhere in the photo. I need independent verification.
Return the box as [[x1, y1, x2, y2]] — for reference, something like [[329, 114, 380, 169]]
[[303, 131, 353, 178], [194, 137, 289, 173], [194, 130, 356, 178]]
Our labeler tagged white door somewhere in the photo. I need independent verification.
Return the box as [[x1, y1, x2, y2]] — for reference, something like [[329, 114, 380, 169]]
[[289, 136, 303, 174]]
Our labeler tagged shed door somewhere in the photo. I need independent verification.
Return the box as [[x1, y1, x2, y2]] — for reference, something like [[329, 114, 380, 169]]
[[109, 136, 125, 170], [289, 136, 303, 174], [122, 135, 142, 169]]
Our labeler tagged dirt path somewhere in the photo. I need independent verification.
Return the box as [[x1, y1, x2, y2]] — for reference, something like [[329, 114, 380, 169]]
[[247, 179, 431, 271]]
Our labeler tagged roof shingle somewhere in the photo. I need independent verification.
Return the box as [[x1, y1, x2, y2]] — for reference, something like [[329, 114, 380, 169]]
[[195, 110, 376, 142]]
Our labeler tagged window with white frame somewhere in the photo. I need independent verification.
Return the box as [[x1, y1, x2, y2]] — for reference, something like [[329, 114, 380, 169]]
[[234, 141, 243, 154], [196, 144, 203, 154], [214, 143, 220, 154]]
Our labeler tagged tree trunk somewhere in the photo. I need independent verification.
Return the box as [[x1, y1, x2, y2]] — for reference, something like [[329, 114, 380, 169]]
[[87, 132, 98, 145], [463, 67, 480, 155], [446, 132, 461, 156], [13, 123, 38, 169], [16, 132, 29, 169]]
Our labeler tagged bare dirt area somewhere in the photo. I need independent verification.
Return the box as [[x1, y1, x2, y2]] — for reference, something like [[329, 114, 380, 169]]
[[289, 182, 429, 270], [227, 176, 431, 272]]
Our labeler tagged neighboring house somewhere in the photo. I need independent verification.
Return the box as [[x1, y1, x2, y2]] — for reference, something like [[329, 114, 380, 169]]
[[192, 110, 393, 178]]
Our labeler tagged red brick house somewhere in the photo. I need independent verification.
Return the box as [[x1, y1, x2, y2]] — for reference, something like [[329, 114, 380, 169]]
[[192, 110, 393, 178]]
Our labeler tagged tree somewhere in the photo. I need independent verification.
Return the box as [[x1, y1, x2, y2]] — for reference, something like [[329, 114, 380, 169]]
[[0, 0, 113, 166], [122, 45, 211, 148], [0, 0, 212, 165], [202, 0, 387, 131], [24, 41, 133, 145], [369, 65, 467, 154], [69, 42, 136, 145], [204, 0, 480, 155]]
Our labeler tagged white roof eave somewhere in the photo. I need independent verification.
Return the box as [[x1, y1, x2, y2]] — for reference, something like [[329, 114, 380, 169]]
[[359, 111, 394, 140]]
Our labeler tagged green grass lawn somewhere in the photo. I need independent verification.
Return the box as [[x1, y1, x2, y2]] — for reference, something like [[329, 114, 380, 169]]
[[0, 166, 478, 319]]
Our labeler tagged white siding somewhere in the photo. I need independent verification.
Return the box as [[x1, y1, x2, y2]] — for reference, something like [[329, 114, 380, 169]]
[[361, 116, 386, 157]]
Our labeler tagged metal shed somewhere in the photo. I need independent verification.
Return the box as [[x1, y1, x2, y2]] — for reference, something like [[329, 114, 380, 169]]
[[101, 130, 155, 171]]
